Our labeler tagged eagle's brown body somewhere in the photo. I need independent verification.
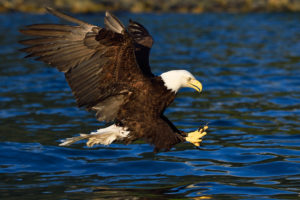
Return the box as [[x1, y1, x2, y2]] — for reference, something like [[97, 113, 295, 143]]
[[118, 77, 183, 151]]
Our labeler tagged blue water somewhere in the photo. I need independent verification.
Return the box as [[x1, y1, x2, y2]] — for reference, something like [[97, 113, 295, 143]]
[[0, 12, 300, 199]]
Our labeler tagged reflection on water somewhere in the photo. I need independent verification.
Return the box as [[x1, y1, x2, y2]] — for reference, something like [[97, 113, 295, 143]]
[[0, 12, 300, 199]]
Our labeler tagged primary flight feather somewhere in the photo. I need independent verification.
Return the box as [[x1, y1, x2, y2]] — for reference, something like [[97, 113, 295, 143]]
[[20, 8, 207, 152]]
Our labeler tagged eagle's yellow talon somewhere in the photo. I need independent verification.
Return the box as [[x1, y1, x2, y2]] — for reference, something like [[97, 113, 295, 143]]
[[194, 142, 200, 147], [185, 126, 208, 147]]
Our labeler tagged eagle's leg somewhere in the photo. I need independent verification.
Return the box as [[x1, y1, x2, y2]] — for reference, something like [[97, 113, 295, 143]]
[[185, 125, 208, 147], [59, 124, 130, 147]]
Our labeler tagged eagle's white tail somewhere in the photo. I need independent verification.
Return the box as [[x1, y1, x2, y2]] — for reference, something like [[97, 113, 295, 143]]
[[59, 124, 129, 147]]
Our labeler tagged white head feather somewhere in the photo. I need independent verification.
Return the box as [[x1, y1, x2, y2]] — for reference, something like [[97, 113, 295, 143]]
[[160, 70, 201, 93]]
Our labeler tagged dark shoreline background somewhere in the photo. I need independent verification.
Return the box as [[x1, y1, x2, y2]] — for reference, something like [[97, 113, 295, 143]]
[[1, 0, 300, 13]]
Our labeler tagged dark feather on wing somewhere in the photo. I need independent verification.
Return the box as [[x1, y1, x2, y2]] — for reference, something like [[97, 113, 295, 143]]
[[128, 19, 154, 77], [19, 8, 143, 122]]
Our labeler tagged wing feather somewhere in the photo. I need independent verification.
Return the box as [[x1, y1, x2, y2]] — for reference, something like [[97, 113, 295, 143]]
[[19, 29, 70, 37], [128, 19, 154, 77], [24, 24, 77, 31], [104, 11, 125, 34], [20, 9, 145, 122], [19, 37, 73, 45], [46, 7, 93, 28], [128, 20, 153, 48]]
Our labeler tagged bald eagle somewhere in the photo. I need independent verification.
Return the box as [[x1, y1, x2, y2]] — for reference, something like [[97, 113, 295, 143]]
[[20, 8, 207, 152]]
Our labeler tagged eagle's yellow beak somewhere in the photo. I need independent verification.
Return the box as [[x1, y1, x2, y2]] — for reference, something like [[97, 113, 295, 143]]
[[187, 79, 202, 93]]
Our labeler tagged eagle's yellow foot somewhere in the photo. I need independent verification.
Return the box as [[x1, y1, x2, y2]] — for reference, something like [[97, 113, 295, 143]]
[[185, 125, 208, 147]]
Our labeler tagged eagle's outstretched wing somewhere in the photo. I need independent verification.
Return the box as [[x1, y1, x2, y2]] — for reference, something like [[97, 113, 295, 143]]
[[128, 19, 154, 77], [20, 8, 148, 122]]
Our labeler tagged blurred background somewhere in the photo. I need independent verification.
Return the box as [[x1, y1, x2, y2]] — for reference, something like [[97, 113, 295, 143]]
[[1, 0, 300, 13], [0, 0, 300, 200]]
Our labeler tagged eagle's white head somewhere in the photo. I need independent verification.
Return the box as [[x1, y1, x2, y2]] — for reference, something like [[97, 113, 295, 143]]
[[160, 70, 202, 93]]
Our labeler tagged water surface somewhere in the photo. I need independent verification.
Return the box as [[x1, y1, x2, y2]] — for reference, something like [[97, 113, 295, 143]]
[[0, 12, 300, 199]]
